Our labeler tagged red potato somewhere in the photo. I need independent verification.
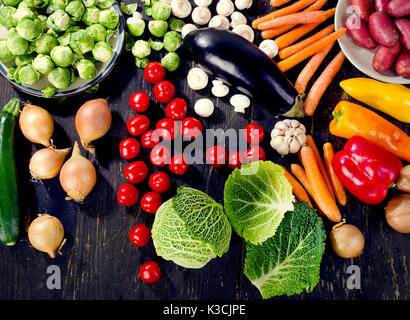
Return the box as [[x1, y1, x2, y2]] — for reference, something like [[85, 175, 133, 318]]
[[372, 41, 402, 73], [369, 12, 399, 46], [395, 49, 410, 77], [394, 19, 410, 50], [350, 0, 373, 22], [346, 14, 377, 49], [374, 0, 390, 13], [387, 0, 410, 17]]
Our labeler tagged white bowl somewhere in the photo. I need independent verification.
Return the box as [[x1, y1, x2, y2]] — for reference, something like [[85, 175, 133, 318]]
[[335, 0, 410, 84]]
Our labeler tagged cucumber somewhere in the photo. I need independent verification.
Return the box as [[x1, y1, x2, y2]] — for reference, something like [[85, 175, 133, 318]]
[[0, 98, 21, 246]]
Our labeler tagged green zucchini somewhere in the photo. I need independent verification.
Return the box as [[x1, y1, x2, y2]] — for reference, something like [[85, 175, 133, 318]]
[[0, 98, 21, 246]]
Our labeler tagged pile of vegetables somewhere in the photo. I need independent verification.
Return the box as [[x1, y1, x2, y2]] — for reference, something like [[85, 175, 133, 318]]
[[0, 0, 120, 97]]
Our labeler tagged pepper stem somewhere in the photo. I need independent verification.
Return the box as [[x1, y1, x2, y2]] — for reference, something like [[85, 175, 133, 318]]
[[388, 182, 396, 189], [282, 94, 305, 118], [332, 110, 343, 123]]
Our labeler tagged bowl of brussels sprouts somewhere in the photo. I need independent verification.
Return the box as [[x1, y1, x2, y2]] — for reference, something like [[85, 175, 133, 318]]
[[0, 0, 125, 98]]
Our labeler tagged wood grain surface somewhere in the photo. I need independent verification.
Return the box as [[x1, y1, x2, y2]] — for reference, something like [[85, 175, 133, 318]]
[[0, 0, 409, 300]]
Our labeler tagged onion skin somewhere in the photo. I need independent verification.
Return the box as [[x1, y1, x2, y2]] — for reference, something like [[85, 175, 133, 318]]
[[29, 147, 71, 180], [330, 221, 364, 258], [28, 214, 65, 258], [396, 165, 410, 194], [385, 194, 410, 233], [75, 99, 112, 154], [59, 141, 97, 203], [19, 104, 54, 147]]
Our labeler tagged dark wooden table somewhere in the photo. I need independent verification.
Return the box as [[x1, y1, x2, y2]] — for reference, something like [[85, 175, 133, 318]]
[[0, 0, 409, 301]]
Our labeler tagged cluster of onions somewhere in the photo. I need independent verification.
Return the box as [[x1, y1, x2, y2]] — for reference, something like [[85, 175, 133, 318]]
[[330, 220, 365, 259]]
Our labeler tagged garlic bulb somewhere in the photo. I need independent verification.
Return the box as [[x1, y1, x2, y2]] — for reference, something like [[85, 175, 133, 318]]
[[211, 80, 230, 97], [187, 67, 208, 90], [259, 39, 279, 58], [270, 119, 307, 155], [230, 94, 250, 113], [194, 0, 212, 6], [216, 0, 234, 16], [235, 0, 252, 10], [230, 11, 247, 28], [232, 24, 254, 42], [194, 99, 215, 117], [208, 15, 230, 29], [191, 6, 211, 25], [171, 0, 192, 18], [181, 23, 197, 38]]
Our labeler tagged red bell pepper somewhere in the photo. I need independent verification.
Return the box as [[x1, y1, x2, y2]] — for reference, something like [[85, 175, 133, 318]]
[[332, 136, 402, 205]]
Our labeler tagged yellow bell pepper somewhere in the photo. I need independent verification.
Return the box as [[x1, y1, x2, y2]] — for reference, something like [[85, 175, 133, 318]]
[[339, 78, 410, 123]]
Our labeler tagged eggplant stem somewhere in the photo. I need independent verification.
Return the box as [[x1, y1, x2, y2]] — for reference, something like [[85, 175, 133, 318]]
[[282, 94, 305, 118]]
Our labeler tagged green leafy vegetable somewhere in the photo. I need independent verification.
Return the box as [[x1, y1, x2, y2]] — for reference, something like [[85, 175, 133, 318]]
[[120, 2, 138, 15], [224, 161, 294, 245], [244, 202, 326, 299]]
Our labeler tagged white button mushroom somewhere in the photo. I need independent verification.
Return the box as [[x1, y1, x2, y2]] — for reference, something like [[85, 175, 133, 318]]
[[181, 23, 197, 38], [194, 0, 212, 6], [187, 67, 209, 90], [216, 0, 234, 16], [259, 39, 279, 58], [171, 0, 192, 18], [208, 15, 230, 29], [230, 11, 247, 29], [230, 94, 250, 113], [211, 80, 230, 97], [191, 6, 212, 25], [232, 24, 254, 42], [235, 0, 252, 10], [194, 98, 215, 117], [270, 119, 307, 155]]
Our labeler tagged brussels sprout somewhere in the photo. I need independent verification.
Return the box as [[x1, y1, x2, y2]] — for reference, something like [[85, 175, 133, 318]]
[[169, 17, 184, 32], [47, 9, 71, 32], [41, 85, 57, 98], [99, 8, 119, 29], [7, 34, 28, 55], [96, 0, 114, 9], [48, 0, 68, 11], [16, 16, 42, 40], [37, 14, 48, 30], [36, 33, 58, 54], [92, 41, 112, 62], [47, 66, 72, 89], [32, 54, 54, 75], [163, 31, 182, 52], [127, 16, 145, 37], [75, 58, 97, 79], [15, 53, 35, 66], [148, 37, 163, 51], [151, 1, 171, 20], [145, 6, 152, 16], [161, 51, 179, 71], [132, 39, 151, 59], [22, 0, 49, 8], [7, 66, 17, 80], [69, 29, 94, 55], [17, 64, 40, 85], [124, 31, 135, 51], [148, 20, 167, 37], [65, 0, 86, 21], [1, 0, 23, 6], [50, 45, 74, 67], [86, 23, 106, 42], [57, 32, 70, 46], [0, 6, 18, 29], [82, 6, 100, 26], [135, 57, 149, 68], [120, 2, 138, 15], [12, 6, 35, 22], [82, 0, 96, 8], [0, 39, 14, 62]]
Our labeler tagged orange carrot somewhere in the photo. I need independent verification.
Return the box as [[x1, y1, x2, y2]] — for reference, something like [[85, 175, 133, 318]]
[[274, 8, 336, 49], [258, 11, 328, 30], [252, 0, 317, 29], [323, 142, 347, 206], [294, 43, 334, 94], [305, 135, 335, 200], [271, 0, 291, 6], [281, 165, 313, 207], [261, 0, 329, 39], [291, 163, 313, 196], [277, 27, 346, 72], [303, 50, 345, 116], [279, 24, 334, 59], [300, 146, 341, 222]]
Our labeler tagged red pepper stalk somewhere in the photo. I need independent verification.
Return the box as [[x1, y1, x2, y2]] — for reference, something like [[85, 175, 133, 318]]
[[332, 136, 402, 205]]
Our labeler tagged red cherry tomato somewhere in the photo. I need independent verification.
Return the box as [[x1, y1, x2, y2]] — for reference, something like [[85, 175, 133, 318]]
[[150, 144, 171, 167], [124, 161, 149, 184], [244, 145, 266, 163], [148, 171, 171, 193], [153, 81, 175, 104], [127, 115, 150, 136], [140, 191, 162, 214], [169, 154, 188, 175], [119, 138, 140, 159], [181, 117, 203, 139], [129, 224, 150, 247], [228, 151, 244, 170], [144, 62, 166, 84], [206, 145, 227, 168], [139, 261, 161, 283], [117, 183, 139, 206], [155, 118, 178, 141], [129, 92, 150, 112], [141, 129, 160, 149], [244, 123, 265, 144], [165, 98, 187, 120]]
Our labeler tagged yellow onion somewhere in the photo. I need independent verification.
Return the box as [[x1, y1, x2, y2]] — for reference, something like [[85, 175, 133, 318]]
[[385, 194, 410, 233], [59, 141, 97, 203], [19, 104, 54, 147], [29, 147, 71, 180], [28, 214, 65, 258], [75, 99, 112, 154], [330, 220, 364, 258]]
